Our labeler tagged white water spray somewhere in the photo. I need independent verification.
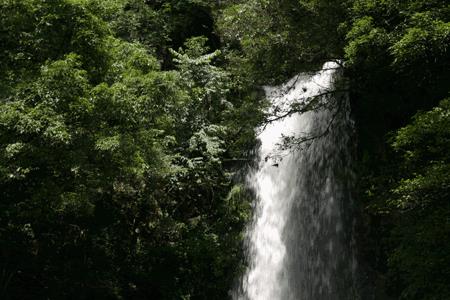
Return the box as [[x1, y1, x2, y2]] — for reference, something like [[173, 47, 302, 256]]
[[234, 62, 357, 300]]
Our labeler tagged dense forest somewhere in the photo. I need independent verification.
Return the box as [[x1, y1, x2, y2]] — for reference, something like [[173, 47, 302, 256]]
[[0, 0, 449, 299]]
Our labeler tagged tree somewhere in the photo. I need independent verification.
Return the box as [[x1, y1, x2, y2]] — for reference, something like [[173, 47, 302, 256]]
[[217, 0, 350, 84], [0, 1, 252, 299], [384, 99, 450, 299]]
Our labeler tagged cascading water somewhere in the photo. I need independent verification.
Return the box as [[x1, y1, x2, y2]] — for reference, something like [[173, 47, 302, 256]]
[[234, 62, 357, 300]]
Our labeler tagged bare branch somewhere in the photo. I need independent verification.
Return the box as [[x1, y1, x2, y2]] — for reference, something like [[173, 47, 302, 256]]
[[263, 89, 347, 127], [263, 92, 347, 163]]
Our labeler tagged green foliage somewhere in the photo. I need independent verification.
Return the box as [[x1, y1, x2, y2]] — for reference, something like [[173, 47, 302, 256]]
[[0, 40, 172, 298], [0, 0, 110, 86], [0, 1, 253, 299], [90, 0, 220, 67], [385, 99, 450, 299], [170, 37, 232, 135], [1, 0, 449, 299], [344, 1, 450, 298], [345, 0, 450, 80], [218, 0, 350, 84]]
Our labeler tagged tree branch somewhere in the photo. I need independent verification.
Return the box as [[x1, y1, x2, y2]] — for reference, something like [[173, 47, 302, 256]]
[[262, 89, 347, 129]]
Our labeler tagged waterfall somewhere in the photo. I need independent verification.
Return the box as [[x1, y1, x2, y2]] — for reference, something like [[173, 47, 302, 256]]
[[234, 62, 357, 300]]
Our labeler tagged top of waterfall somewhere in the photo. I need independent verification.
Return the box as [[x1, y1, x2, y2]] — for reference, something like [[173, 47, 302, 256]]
[[263, 61, 343, 117], [322, 60, 342, 70]]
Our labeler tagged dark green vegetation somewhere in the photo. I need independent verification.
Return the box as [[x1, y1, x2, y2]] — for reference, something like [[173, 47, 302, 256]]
[[0, 0, 449, 299], [0, 1, 257, 299]]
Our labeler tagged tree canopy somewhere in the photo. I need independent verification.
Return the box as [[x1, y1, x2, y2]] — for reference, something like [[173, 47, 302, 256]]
[[0, 0, 449, 299]]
